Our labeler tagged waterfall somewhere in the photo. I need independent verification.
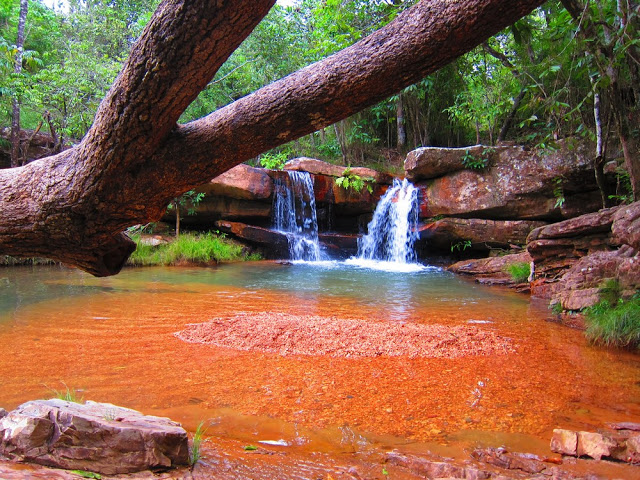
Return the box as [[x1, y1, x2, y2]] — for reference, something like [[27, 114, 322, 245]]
[[354, 178, 420, 264], [272, 171, 322, 261]]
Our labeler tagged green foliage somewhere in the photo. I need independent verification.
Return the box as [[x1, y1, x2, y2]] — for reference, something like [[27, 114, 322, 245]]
[[259, 151, 288, 170], [168, 190, 205, 217], [48, 383, 84, 403], [461, 149, 491, 170], [505, 262, 531, 283], [243, 445, 258, 451], [552, 176, 565, 209], [70, 471, 101, 479], [335, 167, 373, 193], [450, 240, 472, 252], [550, 301, 563, 315], [128, 232, 259, 266], [189, 421, 207, 466], [585, 293, 640, 350]]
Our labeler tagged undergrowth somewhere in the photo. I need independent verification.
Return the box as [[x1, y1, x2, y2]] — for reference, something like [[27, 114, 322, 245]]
[[585, 292, 640, 350], [128, 232, 260, 266]]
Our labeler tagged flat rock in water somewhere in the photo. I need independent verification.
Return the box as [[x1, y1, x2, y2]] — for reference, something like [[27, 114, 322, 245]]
[[0, 399, 189, 475]]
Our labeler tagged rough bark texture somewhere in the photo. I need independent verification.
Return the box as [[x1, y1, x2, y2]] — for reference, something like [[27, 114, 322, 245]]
[[0, 0, 545, 276]]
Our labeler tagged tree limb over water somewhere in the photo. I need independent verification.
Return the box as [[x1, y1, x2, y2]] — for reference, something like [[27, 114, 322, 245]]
[[0, 0, 545, 276]]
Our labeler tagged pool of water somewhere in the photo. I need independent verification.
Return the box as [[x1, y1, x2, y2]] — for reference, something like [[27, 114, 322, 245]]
[[0, 262, 639, 476]]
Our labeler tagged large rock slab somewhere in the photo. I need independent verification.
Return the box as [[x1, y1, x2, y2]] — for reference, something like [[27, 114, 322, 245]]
[[419, 218, 545, 251], [0, 400, 189, 475], [527, 202, 640, 307], [448, 252, 532, 286], [405, 144, 488, 181], [202, 163, 273, 200], [215, 220, 289, 257], [284, 157, 393, 184], [413, 140, 604, 220]]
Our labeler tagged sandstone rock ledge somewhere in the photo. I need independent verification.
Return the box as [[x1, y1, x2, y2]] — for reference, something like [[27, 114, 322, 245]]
[[0, 399, 189, 475]]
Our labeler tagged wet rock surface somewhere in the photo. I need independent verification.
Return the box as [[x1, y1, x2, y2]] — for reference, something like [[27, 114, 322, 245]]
[[448, 252, 532, 286], [551, 426, 640, 464], [0, 400, 189, 475]]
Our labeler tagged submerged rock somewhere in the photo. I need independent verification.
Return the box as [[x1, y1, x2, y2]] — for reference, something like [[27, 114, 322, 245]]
[[0, 399, 189, 475]]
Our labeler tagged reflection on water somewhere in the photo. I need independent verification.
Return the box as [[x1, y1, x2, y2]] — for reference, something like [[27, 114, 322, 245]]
[[0, 262, 639, 469]]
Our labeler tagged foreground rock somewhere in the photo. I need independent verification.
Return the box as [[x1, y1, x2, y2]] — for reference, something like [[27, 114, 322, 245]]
[[551, 425, 640, 463], [0, 399, 189, 475]]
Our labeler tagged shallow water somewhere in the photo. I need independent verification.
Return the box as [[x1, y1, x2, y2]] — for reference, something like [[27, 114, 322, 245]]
[[0, 262, 639, 477]]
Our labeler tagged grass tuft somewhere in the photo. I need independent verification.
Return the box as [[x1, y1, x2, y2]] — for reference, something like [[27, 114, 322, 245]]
[[189, 421, 207, 466], [505, 261, 530, 283], [585, 293, 640, 350], [128, 232, 260, 266], [48, 383, 84, 403]]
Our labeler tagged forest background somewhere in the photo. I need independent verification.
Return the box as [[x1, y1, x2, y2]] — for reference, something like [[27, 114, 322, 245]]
[[0, 0, 638, 203]]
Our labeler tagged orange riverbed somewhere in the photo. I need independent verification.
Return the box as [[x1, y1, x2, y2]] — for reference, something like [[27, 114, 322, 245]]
[[0, 263, 638, 478]]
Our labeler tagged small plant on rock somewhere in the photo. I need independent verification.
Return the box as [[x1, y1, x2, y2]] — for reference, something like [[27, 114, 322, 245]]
[[189, 421, 208, 466], [505, 262, 531, 283], [335, 167, 374, 193]]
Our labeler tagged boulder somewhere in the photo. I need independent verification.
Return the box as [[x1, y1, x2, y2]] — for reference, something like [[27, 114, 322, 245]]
[[405, 144, 487, 181], [448, 252, 532, 286], [215, 220, 289, 257], [612, 201, 640, 251], [419, 218, 546, 251], [202, 163, 273, 200], [284, 157, 393, 184], [414, 140, 604, 220], [527, 205, 622, 280], [551, 429, 578, 456], [0, 399, 189, 475], [551, 246, 640, 310]]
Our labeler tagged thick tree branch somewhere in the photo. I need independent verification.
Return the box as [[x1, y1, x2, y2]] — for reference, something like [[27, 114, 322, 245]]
[[0, 0, 545, 276]]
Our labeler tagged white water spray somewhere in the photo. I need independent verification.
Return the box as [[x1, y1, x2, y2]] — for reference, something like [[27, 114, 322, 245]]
[[352, 178, 421, 265], [272, 171, 322, 261]]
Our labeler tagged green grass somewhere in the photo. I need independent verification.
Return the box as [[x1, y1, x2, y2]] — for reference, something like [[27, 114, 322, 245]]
[[128, 232, 261, 266], [505, 262, 531, 283], [585, 293, 640, 350], [48, 383, 84, 403], [189, 421, 207, 466]]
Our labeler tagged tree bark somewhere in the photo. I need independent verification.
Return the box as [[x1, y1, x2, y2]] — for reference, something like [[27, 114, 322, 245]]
[[0, 0, 545, 276], [9, 0, 28, 168]]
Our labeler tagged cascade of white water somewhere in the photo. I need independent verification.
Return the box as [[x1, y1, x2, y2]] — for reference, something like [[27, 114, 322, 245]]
[[272, 171, 322, 261], [355, 178, 420, 264]]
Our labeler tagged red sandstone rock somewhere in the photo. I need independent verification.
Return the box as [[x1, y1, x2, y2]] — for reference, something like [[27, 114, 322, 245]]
[[285, 157, 393, 184], [551, 429, 578, 456], [420, 218, 545, 251], [414, 140, 602, 220], [0, 399, 189, 475], [448, 252, 532, 286], [576, 431, 617, 461], [205, 163, 273, 200]]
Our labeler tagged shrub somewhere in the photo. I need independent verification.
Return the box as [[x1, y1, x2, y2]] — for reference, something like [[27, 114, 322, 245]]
[[505, 262, 531, 283], [585, 293, 640, 350]]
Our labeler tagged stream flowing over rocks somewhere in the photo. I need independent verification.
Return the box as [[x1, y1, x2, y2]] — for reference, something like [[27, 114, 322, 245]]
[[159, 138, 638, 309]]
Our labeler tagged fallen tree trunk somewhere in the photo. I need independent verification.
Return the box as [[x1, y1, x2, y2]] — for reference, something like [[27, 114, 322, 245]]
[[0, 0, 545, 276]]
